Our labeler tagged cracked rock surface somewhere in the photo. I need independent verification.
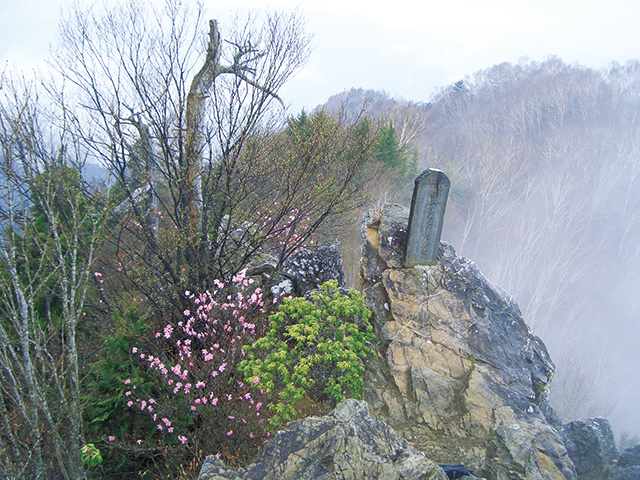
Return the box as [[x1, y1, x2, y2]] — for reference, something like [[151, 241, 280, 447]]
[[361, 204, 576, 480], [198, 399, 447, 480]]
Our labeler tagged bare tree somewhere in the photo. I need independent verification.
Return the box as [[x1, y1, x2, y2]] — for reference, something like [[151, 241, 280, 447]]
[[48, 0, 378, 319], [0, 76, 106, 479]]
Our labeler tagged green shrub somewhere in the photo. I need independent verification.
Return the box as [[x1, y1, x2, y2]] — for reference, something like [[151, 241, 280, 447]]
[[81, 309, 158, 477], [239, 281, 375, 427]]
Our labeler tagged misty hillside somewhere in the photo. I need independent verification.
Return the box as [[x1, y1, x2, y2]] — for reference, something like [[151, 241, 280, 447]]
[[325, 57, 640, 439]]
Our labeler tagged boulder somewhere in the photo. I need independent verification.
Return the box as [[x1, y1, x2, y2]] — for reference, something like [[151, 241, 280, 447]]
[[198, 399, 448, 480], [560, 417, 618, 479], [609, 466, 640, 480], [619, 444, 640, 468], [274, 242, 346, 297], [361, 204, 576, 480]]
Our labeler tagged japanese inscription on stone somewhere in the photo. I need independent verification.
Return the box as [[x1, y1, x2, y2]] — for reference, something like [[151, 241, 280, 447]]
[[404, 169, 450, 267]]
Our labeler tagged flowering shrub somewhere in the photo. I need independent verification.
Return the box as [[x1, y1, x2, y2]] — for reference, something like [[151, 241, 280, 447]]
[[119, 269, 272, 467], [256, 204, 314, 252], [239, 281, 375, 427]]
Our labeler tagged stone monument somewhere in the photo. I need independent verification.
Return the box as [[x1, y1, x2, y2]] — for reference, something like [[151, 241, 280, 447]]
[[404, 168, 450, 266]]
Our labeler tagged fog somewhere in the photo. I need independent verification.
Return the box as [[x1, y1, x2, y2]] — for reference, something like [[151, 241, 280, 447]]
[[3, 0, 639, 448], [368, 58, 640, 439]]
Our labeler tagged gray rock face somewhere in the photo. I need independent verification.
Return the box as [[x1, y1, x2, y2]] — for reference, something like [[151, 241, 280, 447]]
[[278, 242, 345, 296], [619, 444, 640, 468], [560, 417, 618, 478], [198, 399, 448, 480], [610, 466, 640, 480], [361, 204, 576, 480]]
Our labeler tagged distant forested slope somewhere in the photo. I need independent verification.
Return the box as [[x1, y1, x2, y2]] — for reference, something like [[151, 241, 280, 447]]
[[325, 57, 640, 438]]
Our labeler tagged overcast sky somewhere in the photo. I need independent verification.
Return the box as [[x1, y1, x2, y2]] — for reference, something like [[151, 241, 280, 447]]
[[2, 0, 640, 112]]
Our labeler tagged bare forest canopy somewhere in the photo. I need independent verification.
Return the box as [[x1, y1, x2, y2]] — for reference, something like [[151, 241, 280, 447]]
[[326, 57, 640, 440]]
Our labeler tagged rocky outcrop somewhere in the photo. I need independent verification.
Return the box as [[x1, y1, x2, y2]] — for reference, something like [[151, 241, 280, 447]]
[[199, 400, 447, 480], [618, 444, 640, 469], [560, 418, 640, 480], [198, 203, 634, 480], [280, 242, 345, 296], [249, 242, 346, 297], [560, 418, 618, 479], [361, 204, 576, 480]]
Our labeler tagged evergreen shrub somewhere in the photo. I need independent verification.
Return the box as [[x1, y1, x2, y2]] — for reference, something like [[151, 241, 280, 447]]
[[239, 280, 375, 427]]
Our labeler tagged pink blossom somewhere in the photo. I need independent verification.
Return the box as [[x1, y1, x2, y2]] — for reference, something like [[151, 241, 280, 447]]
[[137, 439, 142, 445], [163, 324, 173, 339], [178, 435, 187, 445], [227, 430, 233, 437], [253, 377, 260, 385], [108, 436, 115, 442], [124, 379, 131, 385]]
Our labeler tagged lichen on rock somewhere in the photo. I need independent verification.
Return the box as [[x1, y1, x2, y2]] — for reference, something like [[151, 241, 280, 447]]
[[361, 204, 575, 479], [198, 400, 447, 480]]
